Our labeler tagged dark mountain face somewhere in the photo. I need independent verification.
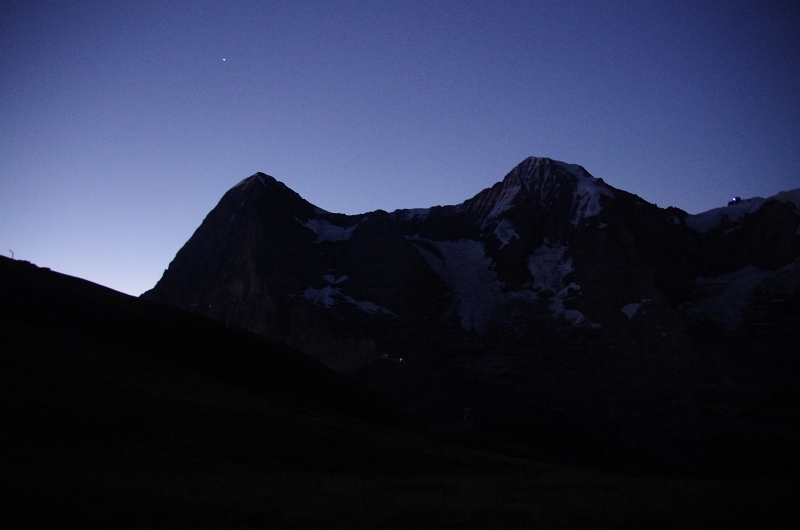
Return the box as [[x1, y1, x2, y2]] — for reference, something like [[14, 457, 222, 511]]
[[143, 157, 800, 368], [143, 157, 800, 474]]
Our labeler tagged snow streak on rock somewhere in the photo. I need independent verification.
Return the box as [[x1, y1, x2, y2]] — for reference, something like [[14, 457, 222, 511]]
[[621, 303, 641, 320], [551, 161, 615, 226], [528, 240, 586, 325], [681, 259, 800, 329], [485, 182, 522, 220], [528, 241, 573, 293], [304, 276, 395, 315], [685, 188, 800, 233], [494, 219, 519, 248], [303, 285, 339, 308], [411, 238, 505, 333], [621, 299, 650, 320], [300, 218, 360, 243], [570, 173, 614, 226], [685, 198, 767, 233]]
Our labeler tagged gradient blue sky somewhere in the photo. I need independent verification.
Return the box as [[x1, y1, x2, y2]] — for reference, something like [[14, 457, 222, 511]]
[[2, 1, 799, 296]]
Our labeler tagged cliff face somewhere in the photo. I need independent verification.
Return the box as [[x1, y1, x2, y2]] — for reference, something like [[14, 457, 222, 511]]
[[143, 158, 800, 371], [142, 157, 800, 474]]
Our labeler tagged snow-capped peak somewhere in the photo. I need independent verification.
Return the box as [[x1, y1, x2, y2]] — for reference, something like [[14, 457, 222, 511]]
[[561, 163, 615, 226], [685, 188, 800, 233], [231, 172, 286, 191], [466, 157, 614, 227]]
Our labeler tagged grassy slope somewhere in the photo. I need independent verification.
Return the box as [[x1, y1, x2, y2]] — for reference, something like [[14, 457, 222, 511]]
[[1, 256, 797, 528]]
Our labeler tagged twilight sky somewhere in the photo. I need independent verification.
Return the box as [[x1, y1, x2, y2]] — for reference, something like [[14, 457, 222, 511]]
[[2, 0, 799, 296]]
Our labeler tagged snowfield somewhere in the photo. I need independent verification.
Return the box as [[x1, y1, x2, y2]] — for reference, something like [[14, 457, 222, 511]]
[[554, 161, 615, 226], [304, 275, 395, 316], [299, 218, 361, 243], [527, 240, 586, 325], [493, 219, 520, 248], [681, 258, 800, 329], [410, 238, 506, 333], [407, 236, 589, 331], [685, 188, 800, 233]]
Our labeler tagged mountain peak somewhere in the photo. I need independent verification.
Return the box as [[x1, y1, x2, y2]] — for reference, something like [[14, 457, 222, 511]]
[[512, 157, 597, 189], [462, 157, 614, 227], [233, 172, 281, 190]]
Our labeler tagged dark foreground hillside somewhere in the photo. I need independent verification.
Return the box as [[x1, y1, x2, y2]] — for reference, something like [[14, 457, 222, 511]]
[[1, 256, 798, 528]]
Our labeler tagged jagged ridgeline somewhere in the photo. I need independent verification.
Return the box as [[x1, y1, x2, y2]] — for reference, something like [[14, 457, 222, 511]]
[[143, 156, 800, 371], [142, 156, 800, 475]]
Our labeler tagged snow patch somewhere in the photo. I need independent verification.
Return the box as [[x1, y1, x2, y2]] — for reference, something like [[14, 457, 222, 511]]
[[304, 276, 395, 315], [344, 297, 394, 315], [685, 198, 766, 232], [303, 285, 339, 308], [682, 267, 768, 329], [621, 299, 651, 320], [494, 219, 519, 248], [685, 188, 800, 233], [553, 161, 615, 226], [474, 158, 613, 228], [528, 240, 585, 325], [681, 260, 800, 329], [300, 218, 360, 243], [412, 243, 447, 281], [528, 241, 573, 293], [548, 282, 585, 325], [621, 303, 641, 320], [571, 173, 614, 226], [410, 238, 506, 333], [562, 309, 586, 326], [409, 236, 590, 329], [486, 182, 522, 220]]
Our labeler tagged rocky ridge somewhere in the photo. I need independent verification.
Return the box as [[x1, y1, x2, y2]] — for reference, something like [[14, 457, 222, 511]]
[[143, 157, 800, 474], [144, 157, 800, 369]]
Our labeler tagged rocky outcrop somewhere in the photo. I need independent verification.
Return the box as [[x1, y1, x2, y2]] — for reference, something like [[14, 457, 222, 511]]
[[143, 158, 800, 371], [142, 157, 800, 475]]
